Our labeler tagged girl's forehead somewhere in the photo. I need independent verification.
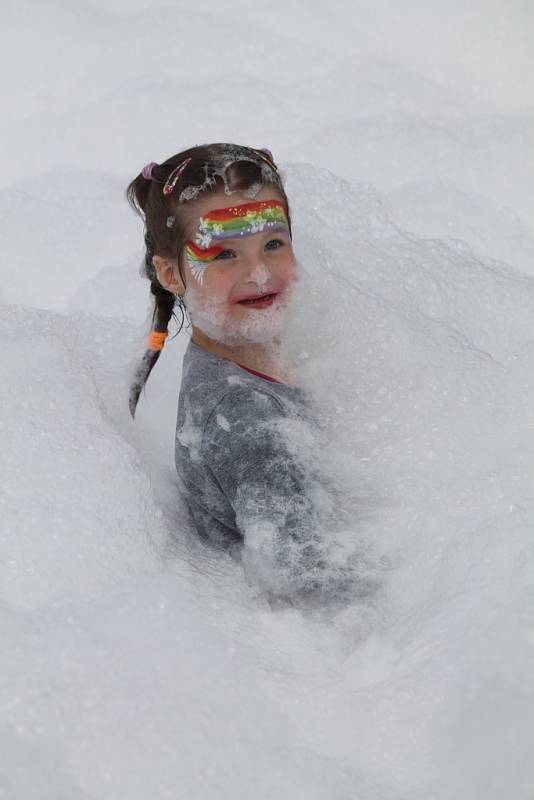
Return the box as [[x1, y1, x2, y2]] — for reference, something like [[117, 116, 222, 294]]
[[183, 190, 290, 252], [187, 187, 285, 225]]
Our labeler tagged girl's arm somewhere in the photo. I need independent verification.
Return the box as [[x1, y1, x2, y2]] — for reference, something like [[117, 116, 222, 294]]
[[202, 387, 333, 600]]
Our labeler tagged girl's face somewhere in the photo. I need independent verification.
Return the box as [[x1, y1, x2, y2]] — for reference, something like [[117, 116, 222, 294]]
[[179, 185, 297, 346]]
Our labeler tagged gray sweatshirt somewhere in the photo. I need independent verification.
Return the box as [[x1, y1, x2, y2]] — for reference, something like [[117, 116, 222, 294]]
[[175, 338, 333, 593]]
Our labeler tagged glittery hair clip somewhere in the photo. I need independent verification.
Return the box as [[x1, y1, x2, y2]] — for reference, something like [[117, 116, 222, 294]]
[[163, 158, 192, 195], [142, 161, 158, 180]]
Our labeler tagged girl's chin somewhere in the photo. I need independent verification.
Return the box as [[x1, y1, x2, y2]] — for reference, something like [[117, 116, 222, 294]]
[[194, 305, 289, 346], [184, 283, 293, 345]]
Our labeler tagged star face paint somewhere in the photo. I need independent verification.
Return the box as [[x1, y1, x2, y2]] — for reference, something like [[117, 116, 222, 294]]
[[184, 199, 290, 286]]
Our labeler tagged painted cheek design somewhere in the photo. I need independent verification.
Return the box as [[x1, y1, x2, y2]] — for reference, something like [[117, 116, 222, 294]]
[[195, 199, 290, 248], [184, 241, 225, 286]]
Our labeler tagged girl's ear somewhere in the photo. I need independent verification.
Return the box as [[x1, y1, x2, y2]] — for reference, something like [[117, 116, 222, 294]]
[[153, 255, 185, 295]]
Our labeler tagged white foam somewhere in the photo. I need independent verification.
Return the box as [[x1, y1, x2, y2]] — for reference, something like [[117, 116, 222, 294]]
[[1, 1, 533, 797]]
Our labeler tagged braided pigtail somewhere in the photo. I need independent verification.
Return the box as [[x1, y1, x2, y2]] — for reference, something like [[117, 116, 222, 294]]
[[128, 235, 186, 417]]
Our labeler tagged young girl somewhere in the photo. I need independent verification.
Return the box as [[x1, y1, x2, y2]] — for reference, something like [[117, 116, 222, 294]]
[[127, 143, 337, 599]]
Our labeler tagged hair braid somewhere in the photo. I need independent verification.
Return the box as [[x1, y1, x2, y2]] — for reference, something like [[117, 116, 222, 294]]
[[128, 237, 185, 417]]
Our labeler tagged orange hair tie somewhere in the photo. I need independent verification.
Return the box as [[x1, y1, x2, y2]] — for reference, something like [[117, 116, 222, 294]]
[[147, 330, 168, 351]]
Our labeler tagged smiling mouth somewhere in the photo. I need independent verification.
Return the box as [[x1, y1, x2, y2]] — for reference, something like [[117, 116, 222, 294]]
[[237, 293, 278, 305]]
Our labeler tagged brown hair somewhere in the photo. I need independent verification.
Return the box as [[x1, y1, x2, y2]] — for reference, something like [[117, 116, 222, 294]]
[[126, 143, 292, 417]]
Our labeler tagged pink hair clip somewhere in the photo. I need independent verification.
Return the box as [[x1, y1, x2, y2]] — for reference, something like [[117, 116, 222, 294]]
[[163, 157, 192, 195], [142, 161, 158, 180]]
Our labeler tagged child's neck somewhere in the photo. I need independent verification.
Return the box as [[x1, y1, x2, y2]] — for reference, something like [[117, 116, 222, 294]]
[[191, 327, 297, 386]]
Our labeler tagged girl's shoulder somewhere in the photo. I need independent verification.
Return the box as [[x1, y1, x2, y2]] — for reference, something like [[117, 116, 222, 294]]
[[178, 338, 312, 440]]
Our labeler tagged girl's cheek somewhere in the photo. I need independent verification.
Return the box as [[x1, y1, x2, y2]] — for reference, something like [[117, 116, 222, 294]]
[[192, 266, 235, 306], [281, 253, 298, 281]]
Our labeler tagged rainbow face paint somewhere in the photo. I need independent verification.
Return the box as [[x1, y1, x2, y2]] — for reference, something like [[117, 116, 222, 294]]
[[185, 199, 291, 285], [184, 241, 226, 285]]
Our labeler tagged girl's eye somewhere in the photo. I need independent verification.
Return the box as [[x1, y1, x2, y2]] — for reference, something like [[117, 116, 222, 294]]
[[214, 249, 236, 261], [265, 238, 285, 251]]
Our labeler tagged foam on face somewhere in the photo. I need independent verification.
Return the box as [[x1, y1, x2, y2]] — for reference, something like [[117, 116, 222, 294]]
[[183, 280, 292, 346]]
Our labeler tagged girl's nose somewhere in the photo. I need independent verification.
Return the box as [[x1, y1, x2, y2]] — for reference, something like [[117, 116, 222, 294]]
[[245, 261, 270, 285]]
